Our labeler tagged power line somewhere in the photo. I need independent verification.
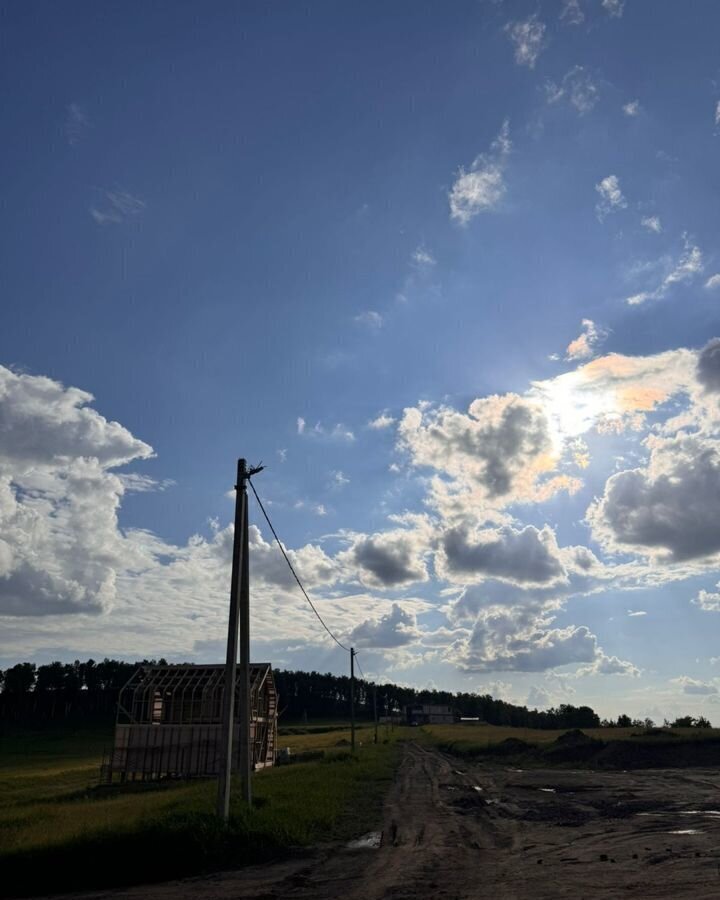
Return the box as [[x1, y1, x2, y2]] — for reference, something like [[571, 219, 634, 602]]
[[248, 478, 351, 653], [354, 653, 365, 680]]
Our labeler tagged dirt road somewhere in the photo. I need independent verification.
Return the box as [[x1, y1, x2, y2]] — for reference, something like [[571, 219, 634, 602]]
[[53, 742, 720, 900]]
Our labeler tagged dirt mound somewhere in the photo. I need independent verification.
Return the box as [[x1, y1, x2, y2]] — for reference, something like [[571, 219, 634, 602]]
[[596, 736, 720, 769], [492, 737, 533, 756], [543, 730, 603, 763]]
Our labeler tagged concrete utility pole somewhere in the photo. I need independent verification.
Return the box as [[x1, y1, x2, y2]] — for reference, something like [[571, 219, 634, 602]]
[[350, 647, 356, 753], [373, 683, 378, 744], [217, 459, 262, 820]]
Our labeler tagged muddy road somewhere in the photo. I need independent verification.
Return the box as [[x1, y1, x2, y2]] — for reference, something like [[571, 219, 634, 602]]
[[52, 742, 720, 900]]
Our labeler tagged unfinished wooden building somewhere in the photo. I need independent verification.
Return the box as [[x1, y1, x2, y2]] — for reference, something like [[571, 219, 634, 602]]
[[102, 663, 278, 783]]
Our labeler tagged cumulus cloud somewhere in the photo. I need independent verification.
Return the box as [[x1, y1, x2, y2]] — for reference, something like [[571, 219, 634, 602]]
[[91, 189, 145, 225], [623, 100, 640, 117], [641, 215, 661, 233], [449, 121, 511, 224], [0, 366, 157, 617], [705, 274, 720, 290], [368, 412, 396, 430], [349, 602, 421, 648], [696, 338, 720, 393], [452, 613, 603, 673], [565, 319, 607, 361], [345, 528, 429, 589], [715, 100, 720, 128], [694, 589, 720, 612], [438, 524, 566, 587], [626, 236, 704, 306], [588, 433, 720, 563], [527, 684, 551, 708], [398, 393, 557, 511], [595, 174, 627, 220], [505, 15, 546, 69], [577, 653, 640, 676], [545, 67, 599, 115], [671, 676, 718, 695]]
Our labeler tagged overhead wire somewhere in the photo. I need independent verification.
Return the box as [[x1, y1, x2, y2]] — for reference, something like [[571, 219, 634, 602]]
[[248, 477, 352, 654]]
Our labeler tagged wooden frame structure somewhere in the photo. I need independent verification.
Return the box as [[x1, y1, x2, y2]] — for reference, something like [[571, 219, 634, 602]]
[[102, 663, 277, 783]]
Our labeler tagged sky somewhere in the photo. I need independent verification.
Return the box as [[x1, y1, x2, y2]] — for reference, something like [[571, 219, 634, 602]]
[[3, 0, 720, 722]]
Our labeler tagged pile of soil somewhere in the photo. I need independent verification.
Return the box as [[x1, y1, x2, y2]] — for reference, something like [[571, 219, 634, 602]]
[[475, 730, 720, 769]]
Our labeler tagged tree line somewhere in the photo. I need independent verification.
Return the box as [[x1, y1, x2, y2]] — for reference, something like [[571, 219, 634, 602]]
[[0, 659, 711, 729]]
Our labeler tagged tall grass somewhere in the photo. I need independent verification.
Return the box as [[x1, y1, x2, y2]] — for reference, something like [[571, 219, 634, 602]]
[[0, 724, 408, 896]]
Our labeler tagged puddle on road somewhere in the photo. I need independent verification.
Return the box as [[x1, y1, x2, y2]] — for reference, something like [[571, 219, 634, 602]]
[[472, 786, 483, 792], [681, 810, 720, 817], [668, 829, 703, 835], [346, 831, 382, 850], [538, 788, 556, 793]]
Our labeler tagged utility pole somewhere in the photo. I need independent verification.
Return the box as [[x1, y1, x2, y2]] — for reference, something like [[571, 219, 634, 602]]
[[373, 683, 378, 744], [350, 647, 356, 753], [216, 459, 262, 820]]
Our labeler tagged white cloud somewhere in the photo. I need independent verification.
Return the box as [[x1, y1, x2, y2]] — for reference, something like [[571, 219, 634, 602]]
[[349, 603, 421, 648], [623, 100, 641, 117], [715, 100, 720, 127], [397, 392, 580, 517], [565, 319, 608, 361], [545, 67, 599, 115], [90, 189, 145, 225], [595, 174, 627, 221], [577, 653, 640, 676], [627, 236, 704, 305], [449, 121, 511, 224], [627, 609, 647, 617], [694, 589, 720, 612], [527, 684, 551, 709], [330, 470, 350, 489], [560, 0, 584, 26], [601, 0, 624, 17], [368, 412, 396, 430], [451, 613, 609, 674], [705, 274, 720, 290], [411, 246, 436, 268], [641, 215, 662, 233], [354, 310, 383, 329], [671, 676, 718, 695], [505, 15, 546, 69], [0, 366, 153, 616], [296, 420, 355, 442]]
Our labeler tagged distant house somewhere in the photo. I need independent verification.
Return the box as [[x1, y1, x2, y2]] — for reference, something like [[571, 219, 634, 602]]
[[102, 663, 278, 783], [405, 703, 456, 725]]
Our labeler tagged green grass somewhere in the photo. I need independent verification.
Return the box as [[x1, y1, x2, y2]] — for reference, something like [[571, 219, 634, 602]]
[[0, 723, 410, 896]]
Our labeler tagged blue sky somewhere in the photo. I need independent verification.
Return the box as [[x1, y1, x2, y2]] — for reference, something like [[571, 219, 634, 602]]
[[3, 0, 720, 721]]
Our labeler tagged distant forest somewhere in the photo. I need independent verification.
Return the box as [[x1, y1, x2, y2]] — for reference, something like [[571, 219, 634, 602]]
[[0, 658, 710, 730]]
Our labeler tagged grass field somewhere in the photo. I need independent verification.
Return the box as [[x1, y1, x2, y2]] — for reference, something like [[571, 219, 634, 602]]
[[0, 721, 407, 897]]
